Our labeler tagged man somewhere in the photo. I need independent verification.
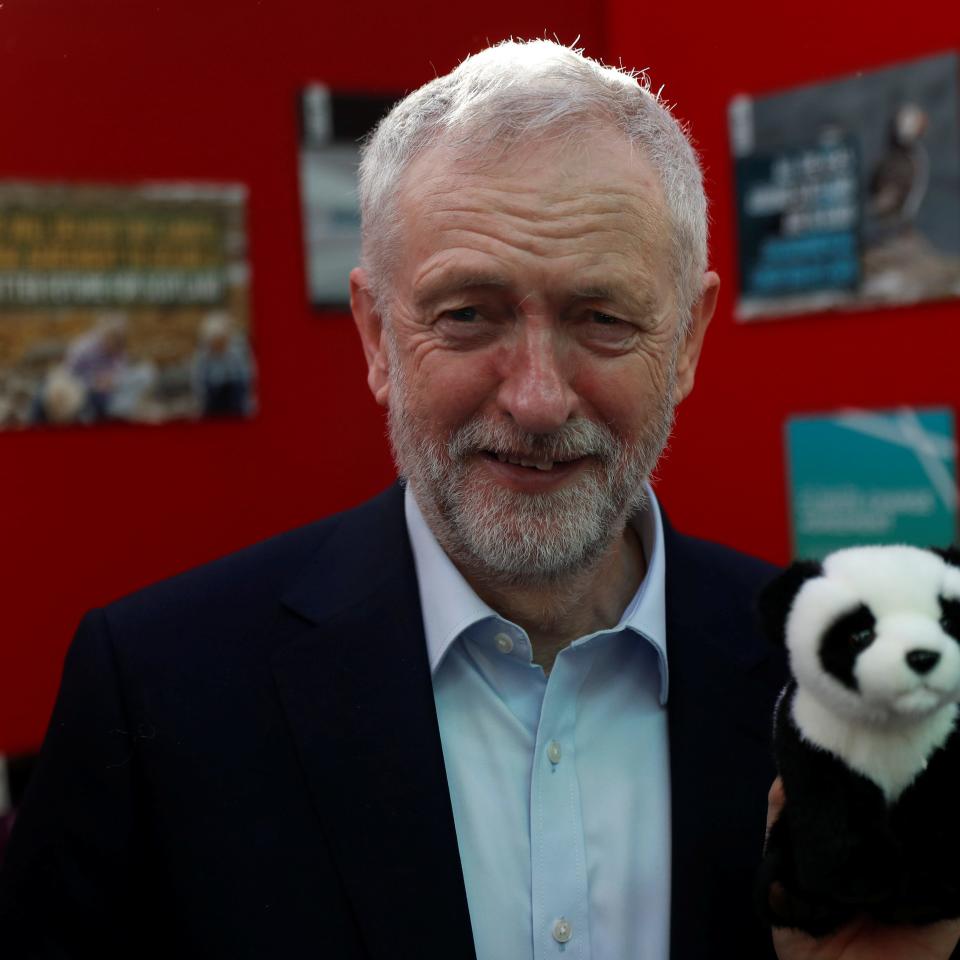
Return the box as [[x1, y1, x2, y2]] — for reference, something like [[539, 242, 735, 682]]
[[2, 40, 957, 960]]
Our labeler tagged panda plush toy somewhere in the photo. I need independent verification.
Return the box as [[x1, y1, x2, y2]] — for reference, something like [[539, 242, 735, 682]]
[[756, 544, 960, 935]]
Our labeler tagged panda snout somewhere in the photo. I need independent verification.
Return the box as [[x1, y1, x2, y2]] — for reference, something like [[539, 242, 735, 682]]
[[906, 649, 941, 675]]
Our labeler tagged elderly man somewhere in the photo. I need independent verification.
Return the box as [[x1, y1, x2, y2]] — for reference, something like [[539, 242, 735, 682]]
[[2, 40, 957, 960]]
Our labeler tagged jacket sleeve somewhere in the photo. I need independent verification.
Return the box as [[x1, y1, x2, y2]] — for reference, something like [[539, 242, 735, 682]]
[[0, 608, 152, 958]]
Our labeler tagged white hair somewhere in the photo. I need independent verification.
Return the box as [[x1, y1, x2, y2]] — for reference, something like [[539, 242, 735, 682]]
[[358, 38, 708, 324]]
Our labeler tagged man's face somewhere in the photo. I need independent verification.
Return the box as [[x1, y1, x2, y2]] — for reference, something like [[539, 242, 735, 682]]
[[353, 128, 715, 583]]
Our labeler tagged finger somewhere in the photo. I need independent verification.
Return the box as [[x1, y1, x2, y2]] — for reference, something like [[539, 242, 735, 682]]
[[765, 777, 785, 841]]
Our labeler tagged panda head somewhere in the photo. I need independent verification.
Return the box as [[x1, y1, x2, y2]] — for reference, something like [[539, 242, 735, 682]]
[[760, 546, 960, 726]]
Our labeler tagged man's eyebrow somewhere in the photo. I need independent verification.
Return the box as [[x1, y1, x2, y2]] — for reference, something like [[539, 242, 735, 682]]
[[413, 272, 511, 308], [572, 284, 623, 301], [572, 284, 659, 315], [412, 274, 662, 315]]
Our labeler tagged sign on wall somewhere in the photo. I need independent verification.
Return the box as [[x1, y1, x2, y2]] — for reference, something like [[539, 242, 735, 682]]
[[731, 52, 960, 321], [0, 181, 253, 429], [787, 407, 957, 559], [298, 86, 397, 309]]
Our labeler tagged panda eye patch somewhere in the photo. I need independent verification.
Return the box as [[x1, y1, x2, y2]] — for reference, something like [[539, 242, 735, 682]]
[[939, 596, 960, 639], [819, 603, 877, 691]]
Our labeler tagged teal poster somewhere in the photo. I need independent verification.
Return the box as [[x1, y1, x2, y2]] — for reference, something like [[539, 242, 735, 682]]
[[787, 408, 956, 558]]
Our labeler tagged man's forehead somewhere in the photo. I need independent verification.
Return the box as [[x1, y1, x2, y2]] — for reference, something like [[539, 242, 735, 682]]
[[397, 127, 670, 227], [387, 134, 676, 314]]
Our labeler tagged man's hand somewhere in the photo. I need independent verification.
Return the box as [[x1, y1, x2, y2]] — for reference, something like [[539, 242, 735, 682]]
[[766, 779, 960, 960], [772, 915, 960, 960]]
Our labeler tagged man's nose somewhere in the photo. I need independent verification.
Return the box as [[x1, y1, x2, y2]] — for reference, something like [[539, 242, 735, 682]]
[[496, 325, 577, 434]]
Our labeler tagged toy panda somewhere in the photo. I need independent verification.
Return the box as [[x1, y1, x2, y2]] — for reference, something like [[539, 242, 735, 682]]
[[756, 544, 960, 936]]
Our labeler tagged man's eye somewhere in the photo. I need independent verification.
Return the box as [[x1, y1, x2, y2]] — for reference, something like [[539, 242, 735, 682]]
[[585, 312, 635, 342], [445, 307, 479, 322]]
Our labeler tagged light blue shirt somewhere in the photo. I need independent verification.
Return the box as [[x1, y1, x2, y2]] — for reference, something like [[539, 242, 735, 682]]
[[405, 485, 671, 960]]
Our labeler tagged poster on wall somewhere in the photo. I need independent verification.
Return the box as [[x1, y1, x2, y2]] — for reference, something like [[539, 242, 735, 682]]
[[786, 407, 957, 559], [298, 86, 397, 309], [730, 52, 960, 321], [0, 181, 253, 430]]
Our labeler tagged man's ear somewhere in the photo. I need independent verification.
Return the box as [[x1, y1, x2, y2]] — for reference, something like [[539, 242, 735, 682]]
[[674, 270, 720, 405], [350, 267, 390, 408]]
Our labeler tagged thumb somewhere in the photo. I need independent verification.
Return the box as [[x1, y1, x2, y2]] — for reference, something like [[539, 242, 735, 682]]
[[765, 777, 786, 848]]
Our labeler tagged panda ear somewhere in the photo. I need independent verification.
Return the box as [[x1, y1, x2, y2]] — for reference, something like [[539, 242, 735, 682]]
[[757, 560, 823, 647], [932, 545, 960, 569]]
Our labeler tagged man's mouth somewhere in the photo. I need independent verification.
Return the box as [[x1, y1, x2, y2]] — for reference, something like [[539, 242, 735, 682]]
[[483, 451, 586, 472]]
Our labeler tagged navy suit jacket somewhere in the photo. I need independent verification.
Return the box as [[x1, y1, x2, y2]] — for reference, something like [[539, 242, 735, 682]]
[[0, 484, 786, 959]]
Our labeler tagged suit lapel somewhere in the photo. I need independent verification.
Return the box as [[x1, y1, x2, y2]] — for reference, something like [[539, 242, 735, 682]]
[[270, 485, 476, 960], [663, 518, 784, 960], [269, 489, 784, 960]]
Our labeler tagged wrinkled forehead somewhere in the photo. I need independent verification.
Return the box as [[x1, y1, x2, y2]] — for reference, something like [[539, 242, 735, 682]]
[[395, 126, 673, 245], [818, 546, 960, 615]]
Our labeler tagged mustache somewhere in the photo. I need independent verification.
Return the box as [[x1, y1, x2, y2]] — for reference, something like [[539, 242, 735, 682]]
[[447, 418, 620, 462]]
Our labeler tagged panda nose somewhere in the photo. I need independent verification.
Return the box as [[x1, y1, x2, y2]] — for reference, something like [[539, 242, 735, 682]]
[[906, 649, 941, 675]]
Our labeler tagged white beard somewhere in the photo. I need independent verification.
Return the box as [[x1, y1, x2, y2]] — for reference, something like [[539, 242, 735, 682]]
[[387, 352, 677, 585]]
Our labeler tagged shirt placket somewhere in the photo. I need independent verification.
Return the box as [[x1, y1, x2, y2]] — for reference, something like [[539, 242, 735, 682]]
[[531, 645, 595, 960]]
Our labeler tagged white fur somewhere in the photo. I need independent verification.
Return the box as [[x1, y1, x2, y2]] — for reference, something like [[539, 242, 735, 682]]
[[785, 545, 960, 800], [792, 687, 957, 802]]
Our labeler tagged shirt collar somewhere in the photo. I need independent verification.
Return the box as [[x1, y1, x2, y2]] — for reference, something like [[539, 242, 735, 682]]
[[404, 482, 669, 704]]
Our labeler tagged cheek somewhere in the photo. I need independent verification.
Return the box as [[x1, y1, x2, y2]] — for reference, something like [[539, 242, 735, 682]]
[[404, 351, 500, 429], [572, 358, 669, 434], [787, 636, 826, 694], [855, 643, 910, 696], [856, 634, 960, 696]]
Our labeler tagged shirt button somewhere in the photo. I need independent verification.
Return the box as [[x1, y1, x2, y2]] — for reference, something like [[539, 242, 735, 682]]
[[494, 632, 514, 654], [552, 918, 572, 943], [547, 740, 562, 764]]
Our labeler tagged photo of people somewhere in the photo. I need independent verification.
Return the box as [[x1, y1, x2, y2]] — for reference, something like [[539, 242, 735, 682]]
[[0, 181, 253, 428]]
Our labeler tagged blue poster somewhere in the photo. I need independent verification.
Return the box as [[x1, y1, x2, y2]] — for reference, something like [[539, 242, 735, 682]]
[[731, 52, 960, 321], [735, 139, 861, 300], [787, 408, 957, 558]]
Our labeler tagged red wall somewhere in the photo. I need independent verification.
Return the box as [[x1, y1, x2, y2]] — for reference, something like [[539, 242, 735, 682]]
[[0, 0, 604, 753], [3, 0, 959, 752], [606, 0, 960, 563]]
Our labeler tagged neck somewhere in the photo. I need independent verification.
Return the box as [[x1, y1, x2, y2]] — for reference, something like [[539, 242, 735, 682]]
[[460, 522, 646, 674]]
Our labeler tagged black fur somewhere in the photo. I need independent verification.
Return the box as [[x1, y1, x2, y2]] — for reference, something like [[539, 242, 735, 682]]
[[758, 685, 960, 935], [934, 546, 960, 569], [757, 560, 822, 648], [756, 548, 960, 936], [818, 604, 876, 691], [941, 597, 960, 642]]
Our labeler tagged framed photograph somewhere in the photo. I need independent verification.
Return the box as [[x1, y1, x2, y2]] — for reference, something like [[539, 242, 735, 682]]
[[0, 181, 253, 429], [298, 85, 397, 310], [731, 53, 960, 321]]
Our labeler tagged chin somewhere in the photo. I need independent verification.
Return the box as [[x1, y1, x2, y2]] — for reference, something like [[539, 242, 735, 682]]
[[892, 688, 950, 716], [452, 497, 620, 583]]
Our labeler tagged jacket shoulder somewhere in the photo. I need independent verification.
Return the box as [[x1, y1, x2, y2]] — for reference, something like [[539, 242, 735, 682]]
[[102, 484, 405, 644], [662, 517, 785, 681], [665, 523, 780, 617], [669, 527, 779, 587]]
